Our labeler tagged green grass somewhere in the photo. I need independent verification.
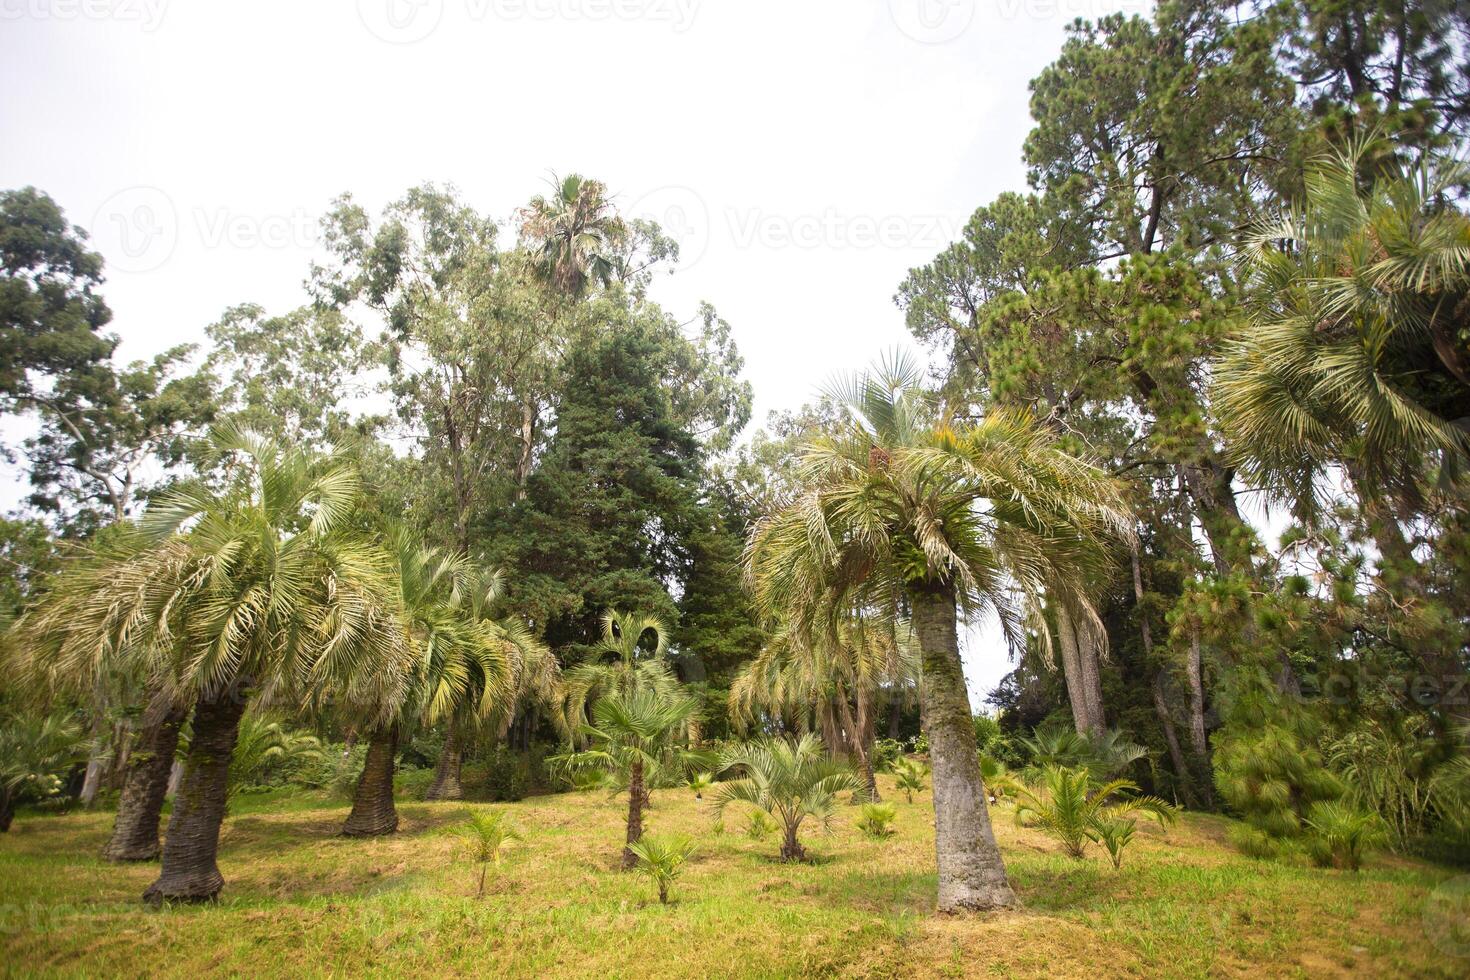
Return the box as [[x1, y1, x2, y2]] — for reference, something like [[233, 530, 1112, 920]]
[[1, 774, 1464, 978]]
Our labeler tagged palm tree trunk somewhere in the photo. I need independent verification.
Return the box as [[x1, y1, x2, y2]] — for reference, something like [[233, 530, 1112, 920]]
[[343, 724, 399, 837], [425, 726, 464, 801], [780, 821, 806, 862], [911, 582, 1017, 912], [622, 758, 645, 870], [143, 690, 247, 904], [165, 759, 183, 798], [838, 694, 880, 802], [103, 699, 187, 862], [1057, 604, 1103, 737]]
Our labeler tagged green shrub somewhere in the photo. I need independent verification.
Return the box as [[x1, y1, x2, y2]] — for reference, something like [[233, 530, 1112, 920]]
[[855, 802, 898, 839], [743, 810, 776, 840], [395, 766, 434, 799], [461, 810, 522, 897], [872, 738, 904, 773], [1304, 801, 1388, 871], [486, 748, 529, 802], [1093, 816, 1136, 870], [1228, 823, 1284, 861], [893, 758, 928, 803]]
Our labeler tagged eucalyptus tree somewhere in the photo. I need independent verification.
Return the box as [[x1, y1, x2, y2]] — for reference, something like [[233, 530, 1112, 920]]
[[14, 429, 412, 902], [745, 353, 1133, 912]]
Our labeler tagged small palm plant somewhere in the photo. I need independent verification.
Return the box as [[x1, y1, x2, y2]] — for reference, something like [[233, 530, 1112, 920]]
[[855, 801, 898, 840], [1012, 765, 1177, 861], [713, 734, 860, 862], [1093, 816, 1137, 870], [744, 810, 776, 841], [687, 772, 714, 799], [628, 834, 696, 905], [0, 712, 82, 832], [893, 758, 928, 803], [461, 810, 522, 897], [1304, 801, 1388, 871]]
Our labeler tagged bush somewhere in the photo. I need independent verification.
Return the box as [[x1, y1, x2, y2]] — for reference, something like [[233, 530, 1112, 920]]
[[972, 714, 1003, 751], [1304, 801, 1388, 871], [395, 766, 434, 799], [486, 748, 530, 802], [855, 802, 897, 839], [744, 810, 776, 840], [872, 738, 904, 773], [1228, 823, 1285, 861], [628, 834, 696, 904], [893, 758, 928, 802]]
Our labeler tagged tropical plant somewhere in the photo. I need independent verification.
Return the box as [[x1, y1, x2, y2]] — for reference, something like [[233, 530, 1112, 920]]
[[1221, 141, 1470, 514], [551, 686, 703, 869], [12, 428, 413, 903], [517, 173, 626, 298], [0, 712, 81, 832], [687, 772, 713, 799], [711, 734, 860, 862], [1011, 765, 1177, 861], [743, 810, 775, 841], [461, 810, 522, 897], [729, 618, 918, 802], [1304, 801, 1389, 871], [892, 758, 928, 803], [855, 801, 898, 839], [627, 834, 696, 905], [561, 610, 680, 741], [1016, 725, 1147, 785], [744, 351, 1132, 908], [224, 714, 323, 799], [1093, 816, 1138, 870]]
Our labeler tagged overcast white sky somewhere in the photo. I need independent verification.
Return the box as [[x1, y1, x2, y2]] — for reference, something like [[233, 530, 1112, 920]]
[[1, 0, 1157, 706]]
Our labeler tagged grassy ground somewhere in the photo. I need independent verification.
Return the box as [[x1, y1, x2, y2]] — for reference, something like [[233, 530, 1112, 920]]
[[2, 775, 1466, 978]]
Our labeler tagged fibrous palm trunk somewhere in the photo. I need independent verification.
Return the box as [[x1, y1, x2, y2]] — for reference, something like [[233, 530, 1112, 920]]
[[425, 727, 464, 801], [911, 582, 1017, 913], [342, 724, 400, 837], [622, 758, 645, 870], [780, 821, 806, 862], [103, 699, 188, 862], [142, 690, 247, 904]]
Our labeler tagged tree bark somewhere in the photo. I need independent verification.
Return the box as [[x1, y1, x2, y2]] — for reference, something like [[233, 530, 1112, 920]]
[[1151, 672, 1197, 808], [780, 821, 806, 862], [911, 582, 1017, 913], [838, 693, 880, 802], [425, 726, 464, 801], [103, 699, 187, 862], [78, 685, 109, 807], [342, 724, 399, 837], [1056, 604, 1104, 737], [622, 758, 645, 870], [143, 690, 247, 905], [0, 787, 14, 832], [1185, 630, 1214, 807], [165, 760, 183, 798]]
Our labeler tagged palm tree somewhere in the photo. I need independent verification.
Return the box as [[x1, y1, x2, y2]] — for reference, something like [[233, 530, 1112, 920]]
[[730, 618, 918, 802], [745, 351, 1133, 911], [518, 173, 627, 298], [893, 757, 928, 804], [0, 712, 81, 832], [711, 734, 859, 862], [14, 429, 412, 903], [1219, 140, 1470, 514], [461, 810, 522, 897], [627, 834, 696, 905], [553, 686, 703, 869], [101, 694, 187, 861], [1011, 764, 1177, 860], [562, 610, 681, 741]]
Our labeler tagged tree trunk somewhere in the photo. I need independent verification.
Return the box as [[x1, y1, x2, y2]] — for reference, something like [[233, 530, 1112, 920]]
[[839, 694, 880, 802], [1151, 672, 1197, 808], [1185, 630, 1214, 807], [622, 758, 645, 870], [0, 787, 14, 832], [425, 727, 464, 801], [780, 821, 806, 862], [1056, 604, 1104, 737], [79, 693, 109, 808], [143, 690, 247, 905], [910, 582, 1017, 913], [165, 760, 183, 798], [103, 700, 187, 862], [342, 724, 399, 837], [888, 698, 902, 739]]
